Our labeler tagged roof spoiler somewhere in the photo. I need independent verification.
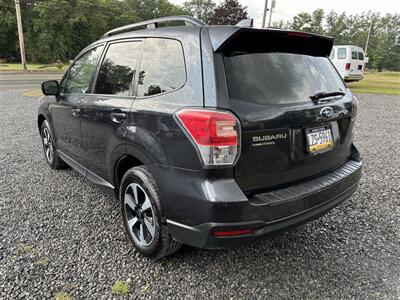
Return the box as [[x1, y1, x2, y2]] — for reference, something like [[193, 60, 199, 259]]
[[208, 27, 334, 56], [236, 18, 254, 28]]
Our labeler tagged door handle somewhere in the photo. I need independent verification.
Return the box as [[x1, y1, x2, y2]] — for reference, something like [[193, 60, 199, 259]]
[[110, 112, 127, 123], [71, 108, 80, 117]]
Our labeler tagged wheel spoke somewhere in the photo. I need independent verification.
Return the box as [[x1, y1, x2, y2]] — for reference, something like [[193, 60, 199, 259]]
[[132, 184, 139, 204], [128, 216, 139, 229], [125, 194, 136, 211], [143, 217, 155, 238], [141, 195, 151, 212], [139, 223, 145, 242]]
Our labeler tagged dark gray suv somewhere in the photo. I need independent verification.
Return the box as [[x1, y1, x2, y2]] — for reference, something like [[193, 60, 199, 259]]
[[38, 16, 362, 259]]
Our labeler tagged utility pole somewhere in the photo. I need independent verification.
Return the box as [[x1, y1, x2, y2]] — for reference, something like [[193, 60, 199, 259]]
[[267, 0, 276, 27], [15, 0, 27, 70], [261, 0, 269, 28], [364, 21, 373, 56]]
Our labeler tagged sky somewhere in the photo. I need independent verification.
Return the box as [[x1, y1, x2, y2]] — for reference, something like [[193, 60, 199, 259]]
[[171, 0, 400, 27]]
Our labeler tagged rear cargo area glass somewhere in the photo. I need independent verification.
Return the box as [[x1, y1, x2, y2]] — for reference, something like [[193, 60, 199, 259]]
[[224, 52, 345, 105]]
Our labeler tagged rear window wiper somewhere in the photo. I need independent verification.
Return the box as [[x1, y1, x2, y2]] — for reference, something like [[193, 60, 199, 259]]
[[310, 91, 345, 103]]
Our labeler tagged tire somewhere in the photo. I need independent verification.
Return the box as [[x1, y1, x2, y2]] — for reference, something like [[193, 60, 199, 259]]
[[120, 166, 181, 259], [40, 120, 67, 169]]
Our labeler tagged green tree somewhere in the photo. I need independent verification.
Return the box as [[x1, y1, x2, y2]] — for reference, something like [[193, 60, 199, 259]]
[[290, 9, 324, 33], [183, 0, 216, 23], [0, 0, 18, 60], [287, 9, 400, 71], [208, 0, 247, 25], [17, 0, 186, 63]]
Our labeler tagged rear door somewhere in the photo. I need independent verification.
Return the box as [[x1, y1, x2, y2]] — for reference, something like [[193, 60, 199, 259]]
[[220, 31, 356, 193], [80, 40, 141, 182], [333, 47, 348, 78], [357, 49, 365, 73], [350, 47, 364, 77]]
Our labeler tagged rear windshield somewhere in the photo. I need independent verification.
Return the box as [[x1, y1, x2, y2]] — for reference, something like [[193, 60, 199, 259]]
[[358, 51, 364, 60], [224, 52, 346, 105]]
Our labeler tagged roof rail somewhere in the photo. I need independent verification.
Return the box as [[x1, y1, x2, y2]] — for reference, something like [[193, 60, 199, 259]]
[[102, 15, 207, 38]]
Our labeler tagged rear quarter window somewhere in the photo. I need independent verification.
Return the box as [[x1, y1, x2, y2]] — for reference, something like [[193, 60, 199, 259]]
[[337, 48, 346, 59], [137, 38, 186, 97]]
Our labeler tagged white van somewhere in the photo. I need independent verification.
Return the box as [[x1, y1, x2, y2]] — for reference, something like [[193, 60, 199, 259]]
[[330, 45, 366, 81]]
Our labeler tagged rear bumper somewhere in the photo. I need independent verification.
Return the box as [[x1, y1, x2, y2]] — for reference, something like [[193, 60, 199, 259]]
[[164, 149, 362, 249], [344, 74, 364, 81]]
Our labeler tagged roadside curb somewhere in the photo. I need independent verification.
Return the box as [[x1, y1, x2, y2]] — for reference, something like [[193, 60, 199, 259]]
[[0, 71, 64, 75]]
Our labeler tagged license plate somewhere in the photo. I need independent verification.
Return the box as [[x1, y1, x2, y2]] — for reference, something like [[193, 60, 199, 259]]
[[306, 126, 333, 153]]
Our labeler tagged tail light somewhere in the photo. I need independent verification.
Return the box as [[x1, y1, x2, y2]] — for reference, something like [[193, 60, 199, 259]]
[[345, 63, 351, 70], [175, 108, 240, 166]]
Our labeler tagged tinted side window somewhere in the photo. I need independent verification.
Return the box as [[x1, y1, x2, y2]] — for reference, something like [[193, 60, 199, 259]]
[[137, 38, 186, 97], [337, 48, 346, 59], [352, 49, 358, 59], [358, 51, 364, 60], [95, 41, 141, 96], [65, 46, 104, 94]]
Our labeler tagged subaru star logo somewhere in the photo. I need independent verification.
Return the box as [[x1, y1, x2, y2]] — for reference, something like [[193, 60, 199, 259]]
[[320, 107, 334, 119]]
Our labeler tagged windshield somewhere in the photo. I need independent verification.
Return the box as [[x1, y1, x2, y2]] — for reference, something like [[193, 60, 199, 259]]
[[224, 52, 346, 105]]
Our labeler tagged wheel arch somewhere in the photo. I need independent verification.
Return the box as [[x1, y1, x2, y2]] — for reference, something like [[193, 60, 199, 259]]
[[38, 114, 46, 132], [114, 154, 145, 196]]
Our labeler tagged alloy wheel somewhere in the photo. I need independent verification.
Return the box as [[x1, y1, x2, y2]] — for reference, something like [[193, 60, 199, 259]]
[[124, 183, 156, 247], [42, 127, 54, 163]]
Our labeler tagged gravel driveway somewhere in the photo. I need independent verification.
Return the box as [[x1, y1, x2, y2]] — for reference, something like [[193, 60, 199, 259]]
[[0, 91, 399, 299]]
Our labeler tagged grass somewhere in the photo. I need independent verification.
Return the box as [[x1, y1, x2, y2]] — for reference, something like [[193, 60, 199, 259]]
[[19, 244, 34, 254], [34, 258, 49, 266], [55, 292, 72, 300], [111, 280, 130, 295], [22, 90, 43, 97], [348, 71, 400, 95], [0, 63, 67, 72]]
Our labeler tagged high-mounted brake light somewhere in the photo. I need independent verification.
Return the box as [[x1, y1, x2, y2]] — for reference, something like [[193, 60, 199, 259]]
[[175, 109, 240, 166], [345, 63, 351, 70], [287, 32, 310, 38]]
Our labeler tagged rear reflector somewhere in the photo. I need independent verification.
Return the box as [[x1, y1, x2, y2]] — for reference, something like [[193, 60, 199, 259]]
[[345, 63, 351, 70], [213, 229, 254, 237], [175, 109, 240, 166]]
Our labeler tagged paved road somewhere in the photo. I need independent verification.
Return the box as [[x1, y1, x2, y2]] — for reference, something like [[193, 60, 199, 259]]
[[0, 72, 62, 90], [0, 91, 399, 299]]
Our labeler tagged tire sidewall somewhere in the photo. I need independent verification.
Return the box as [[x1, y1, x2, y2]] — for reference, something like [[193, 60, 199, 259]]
[[120, 168, 162, 256]]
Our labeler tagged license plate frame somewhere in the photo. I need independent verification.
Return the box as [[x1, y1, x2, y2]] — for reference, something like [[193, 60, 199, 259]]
[[306, 125, 334, 153]]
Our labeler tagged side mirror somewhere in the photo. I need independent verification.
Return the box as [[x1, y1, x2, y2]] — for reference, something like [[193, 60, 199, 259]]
[[41, 80, 60, 96]]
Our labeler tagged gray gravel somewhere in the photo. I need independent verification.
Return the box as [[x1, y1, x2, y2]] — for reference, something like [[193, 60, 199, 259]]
[[0, 90, 399, 299]]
